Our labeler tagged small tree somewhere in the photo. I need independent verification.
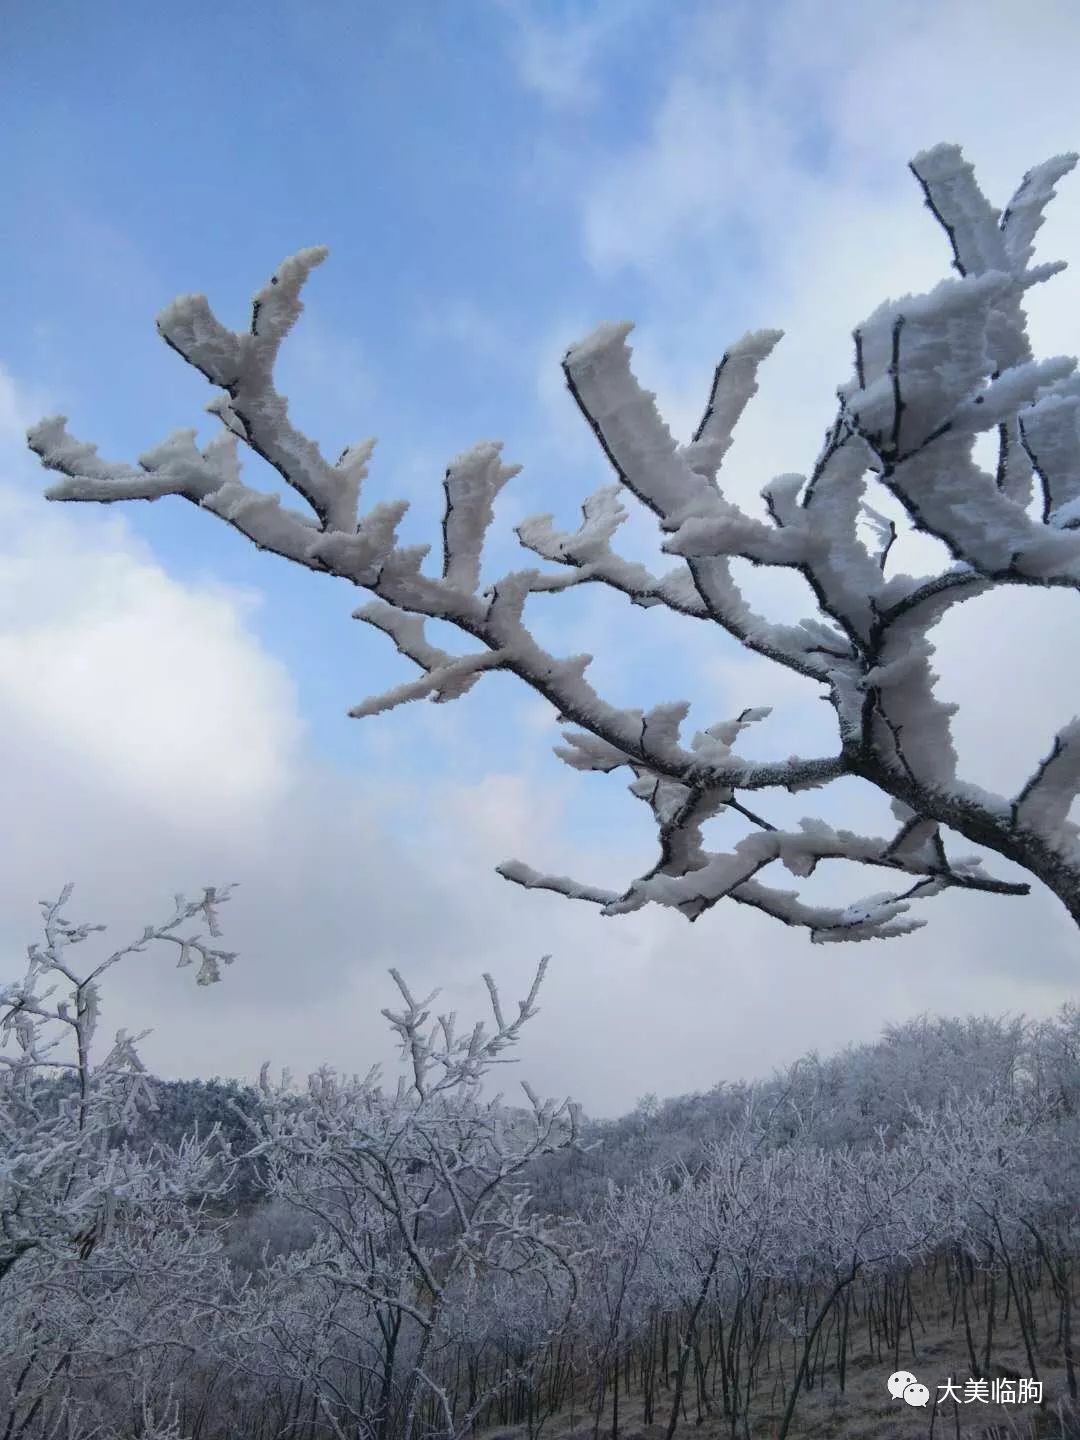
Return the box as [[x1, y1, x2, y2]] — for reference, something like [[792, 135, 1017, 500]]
[[0, 884, 236, 1288], [0, 885, 237, 1440], [229, 960, 581, 1440], [30, 143, 1080, 941]]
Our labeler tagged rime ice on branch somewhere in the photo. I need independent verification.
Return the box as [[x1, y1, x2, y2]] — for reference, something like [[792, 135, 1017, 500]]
[[30, 144, 1080, 941]]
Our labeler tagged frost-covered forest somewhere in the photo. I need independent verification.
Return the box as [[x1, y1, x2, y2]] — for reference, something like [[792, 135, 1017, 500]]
[[3, 888, 1080, 1440]]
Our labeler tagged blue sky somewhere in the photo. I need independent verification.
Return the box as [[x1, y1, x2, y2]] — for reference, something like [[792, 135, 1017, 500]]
[[3, 0, 1080, 1114]]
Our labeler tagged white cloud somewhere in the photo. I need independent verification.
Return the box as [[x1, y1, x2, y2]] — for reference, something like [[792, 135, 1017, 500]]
[[584, 72, 802, 278], [497, 0, 655, 113], [583, 0, 1080, 288], [0, 492, 300, 825]]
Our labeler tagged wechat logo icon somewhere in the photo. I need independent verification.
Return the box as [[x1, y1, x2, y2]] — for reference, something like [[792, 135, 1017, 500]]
[[887, 1370, 930, 1407]]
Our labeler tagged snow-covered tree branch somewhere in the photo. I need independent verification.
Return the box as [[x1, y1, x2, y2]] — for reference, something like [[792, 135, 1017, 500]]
[[30, 143, 1080, 940]]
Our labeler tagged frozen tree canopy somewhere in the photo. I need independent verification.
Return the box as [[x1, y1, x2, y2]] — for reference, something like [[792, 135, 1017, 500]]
[[30, 143, 1080, 941]]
